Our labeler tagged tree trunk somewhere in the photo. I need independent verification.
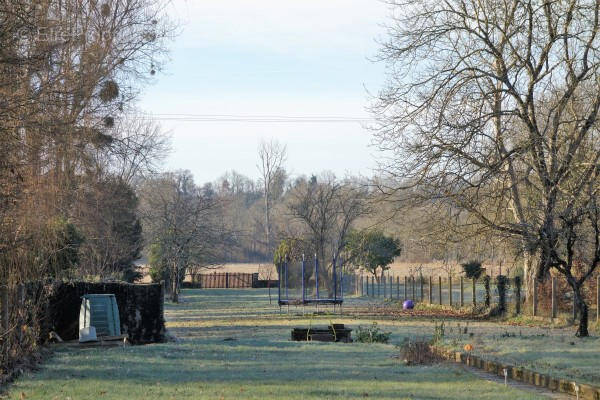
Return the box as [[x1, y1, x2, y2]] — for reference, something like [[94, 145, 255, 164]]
[[170, 262, 179, 303], [522, 251, 535, 302], [264, 194, 270, 256], [573, 284, 589, 337]]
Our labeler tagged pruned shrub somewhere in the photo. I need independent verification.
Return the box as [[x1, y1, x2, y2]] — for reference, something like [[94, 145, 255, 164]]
[[483, 275, 491, 307], [462, 260, 484, 279], [355, 322, 391, 343], [514, 276, 522, 314], [495, 275, 509, 315]]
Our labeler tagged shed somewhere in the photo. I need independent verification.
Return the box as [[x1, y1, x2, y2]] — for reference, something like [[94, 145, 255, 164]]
[[79, 294, 121, 337]]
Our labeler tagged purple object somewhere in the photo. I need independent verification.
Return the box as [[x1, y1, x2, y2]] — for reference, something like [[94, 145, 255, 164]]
[[403, 300, 414, 310]]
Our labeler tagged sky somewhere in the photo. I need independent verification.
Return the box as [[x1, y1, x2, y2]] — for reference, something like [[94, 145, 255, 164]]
[[139, 0, 391, 184]]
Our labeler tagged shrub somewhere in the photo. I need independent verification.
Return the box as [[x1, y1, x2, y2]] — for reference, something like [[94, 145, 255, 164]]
[[514, 276, 522, 314], [495, 275, 509, 315], [432, 320, 445, 344], [483, 275, 491, 307], [355, 322, 391, 343], [462, 260, 484, 279], [399, 338, 441, 365]]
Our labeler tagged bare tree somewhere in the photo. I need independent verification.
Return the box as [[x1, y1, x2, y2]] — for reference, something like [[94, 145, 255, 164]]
[[373, 0, 600, 336], [287, 174, 370, 294], [257, 139, 287, 257], [139, 171, 230, 302], [0, 0, 173, 284]]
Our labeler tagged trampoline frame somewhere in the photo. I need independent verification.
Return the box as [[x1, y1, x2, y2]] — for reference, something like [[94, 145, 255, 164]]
[[277, 254, 344, 313]]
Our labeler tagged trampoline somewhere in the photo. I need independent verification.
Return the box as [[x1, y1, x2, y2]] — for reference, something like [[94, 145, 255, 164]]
[[277, 254, 344, 314]]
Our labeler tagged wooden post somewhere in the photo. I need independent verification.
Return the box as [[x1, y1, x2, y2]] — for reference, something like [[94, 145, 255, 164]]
[[0, 286, 8, 332], [551, 277, 557, 319], [404, 276, 408, 300], [226, 272, 229, 288], [371, 276, 375, 297], [532, 280, 538, 317], [449, 276, 453, 306], [428, 276, 433, 304], [472, 278, 476, 306], [460, 277, 464, 307], [420, 276, 424, 302]]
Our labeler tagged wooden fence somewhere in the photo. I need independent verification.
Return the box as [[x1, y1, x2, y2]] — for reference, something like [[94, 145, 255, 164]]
[[191, 272, 259, 289], [349, 274, 600, 320]]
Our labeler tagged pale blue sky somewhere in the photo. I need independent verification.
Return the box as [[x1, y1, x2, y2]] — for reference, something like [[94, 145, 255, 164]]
[[139, 0, 390, 184]]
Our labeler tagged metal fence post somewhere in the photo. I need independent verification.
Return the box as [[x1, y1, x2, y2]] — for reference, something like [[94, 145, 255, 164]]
[[472, 278, 476, 307], [438, 276, 442, 305], [449, 276, 453, 306], [371, 276, 375, 297], [460, 277, 464, 307], [428, 275, 433, 304], [404, 276, 408, 300]]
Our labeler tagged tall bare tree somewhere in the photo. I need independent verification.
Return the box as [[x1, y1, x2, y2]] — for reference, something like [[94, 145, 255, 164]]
[[287, 174, 370, 294], [373, 0, 600, 336], [257, 139, 286, 256], [139, 171, 230, 302], [0, 0, 173, 283]]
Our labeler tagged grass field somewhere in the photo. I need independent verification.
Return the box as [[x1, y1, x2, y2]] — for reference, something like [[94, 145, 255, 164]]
[[2, 289, 565, 400]]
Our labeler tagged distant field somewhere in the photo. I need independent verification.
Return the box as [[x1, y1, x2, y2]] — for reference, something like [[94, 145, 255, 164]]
[[190, 262, 503, 277], [138, 262, 508, 283]]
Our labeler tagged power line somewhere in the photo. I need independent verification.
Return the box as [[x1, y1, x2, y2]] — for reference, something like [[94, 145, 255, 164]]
[[133, 113, 373, 124]]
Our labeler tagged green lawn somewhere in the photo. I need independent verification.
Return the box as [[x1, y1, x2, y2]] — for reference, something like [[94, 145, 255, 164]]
[[435, 318, 600, 386], [2, 289, 556, 399]]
